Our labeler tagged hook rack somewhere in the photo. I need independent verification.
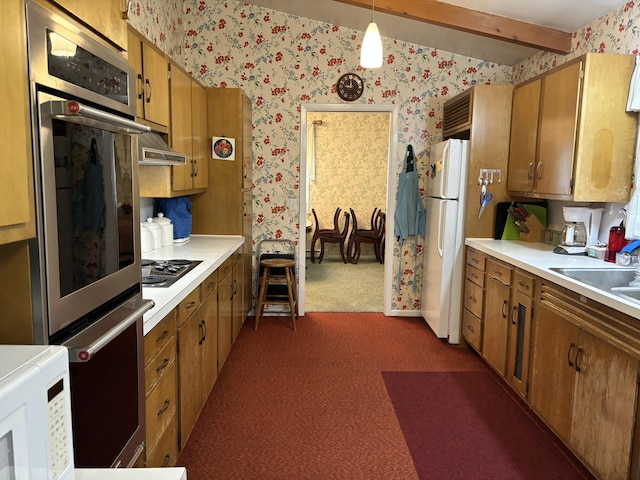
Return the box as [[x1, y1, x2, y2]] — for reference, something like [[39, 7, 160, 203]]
[[477, 168, 502, 186]]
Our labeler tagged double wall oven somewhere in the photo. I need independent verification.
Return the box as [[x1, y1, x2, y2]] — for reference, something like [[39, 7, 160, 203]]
[[26, 0, 153, 468]]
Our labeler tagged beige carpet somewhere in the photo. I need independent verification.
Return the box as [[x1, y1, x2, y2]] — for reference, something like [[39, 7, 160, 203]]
[[304, 257, 384, 312]]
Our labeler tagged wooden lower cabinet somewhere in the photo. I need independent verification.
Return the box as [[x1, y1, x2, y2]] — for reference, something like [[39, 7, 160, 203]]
[[530, 282, 639, 480], [462, 248, 486, 352], [177, 287, 217, 448], [217, 256, 233, 372], [482, 259, 512, 376], [143, 310, 178, 467], [505, 270, 534, 399]]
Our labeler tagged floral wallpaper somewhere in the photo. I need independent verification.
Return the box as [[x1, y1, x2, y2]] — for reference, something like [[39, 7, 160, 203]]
[[127, 0, 640, 313], [307, 111, 389, 260]]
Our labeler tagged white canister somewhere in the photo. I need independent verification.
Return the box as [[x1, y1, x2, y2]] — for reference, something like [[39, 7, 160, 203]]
[[140, 222, 152, 253], [145, 218, 163, 250], [153, 212, 174, 247]]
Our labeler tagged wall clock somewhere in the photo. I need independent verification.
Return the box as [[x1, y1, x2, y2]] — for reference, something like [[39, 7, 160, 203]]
[[336, 73, 364, 101]]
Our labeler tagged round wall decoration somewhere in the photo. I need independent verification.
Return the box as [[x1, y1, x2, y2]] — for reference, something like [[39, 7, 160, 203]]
[[336, 73, 364, 101]]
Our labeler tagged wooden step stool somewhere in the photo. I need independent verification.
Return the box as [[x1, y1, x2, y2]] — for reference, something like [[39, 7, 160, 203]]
[[255, 257, 298, 331]]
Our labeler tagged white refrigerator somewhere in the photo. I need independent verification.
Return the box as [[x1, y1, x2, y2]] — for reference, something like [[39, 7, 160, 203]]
[[420, 139, 469, 344]]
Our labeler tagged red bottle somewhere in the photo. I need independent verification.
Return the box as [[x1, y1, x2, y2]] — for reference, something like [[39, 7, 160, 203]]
[[605, 223, 628, 263]]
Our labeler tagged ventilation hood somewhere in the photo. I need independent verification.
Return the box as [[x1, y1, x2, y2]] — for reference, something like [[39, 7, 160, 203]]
[[138, 132, 187, 165]]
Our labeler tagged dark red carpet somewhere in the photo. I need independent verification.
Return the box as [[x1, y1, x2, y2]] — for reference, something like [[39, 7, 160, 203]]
[[382, 370, 596, 480]]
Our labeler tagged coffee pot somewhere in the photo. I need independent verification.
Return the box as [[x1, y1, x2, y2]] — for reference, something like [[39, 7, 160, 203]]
[[554, 207, 603, 255]]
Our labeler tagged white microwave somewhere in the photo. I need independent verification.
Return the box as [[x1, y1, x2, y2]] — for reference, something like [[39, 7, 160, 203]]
[[0, 345, 75, 480]]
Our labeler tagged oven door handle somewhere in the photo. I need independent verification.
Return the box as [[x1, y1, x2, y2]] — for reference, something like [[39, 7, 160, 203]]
[[47, 100, 151, 134], [68, 299, 155, 363]]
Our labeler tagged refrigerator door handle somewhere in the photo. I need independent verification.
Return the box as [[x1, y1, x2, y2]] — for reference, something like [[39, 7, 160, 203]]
[[441, 141, 450, 195], [437, 200, 446, 258]]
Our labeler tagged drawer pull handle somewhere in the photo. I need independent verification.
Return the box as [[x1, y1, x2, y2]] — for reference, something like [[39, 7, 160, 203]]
[[469, 296, 477, 303], [163, 453, 171, 467], [511, 306, 517, 324], [567, 343, 576, 367], [185, 301, 197, 310], [501, 300, 508, 318], [156, 330, 169, 343], [471, 273, 478, 280], [199, 320, 207, 344], [519, 281, 529, 290], [157, 399, 170, 416], [156, 357, 170, 372], [467, 325, 475, 333], [494, 270, 502, 277]]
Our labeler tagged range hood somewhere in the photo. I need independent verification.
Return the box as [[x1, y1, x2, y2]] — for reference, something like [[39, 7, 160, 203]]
[[138, 132, 187, 165]]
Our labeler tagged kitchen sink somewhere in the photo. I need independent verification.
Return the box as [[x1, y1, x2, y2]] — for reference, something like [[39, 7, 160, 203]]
[[550, 267, 640, 304], [611, 286, 640, 302], [549, 267, 637, 290]]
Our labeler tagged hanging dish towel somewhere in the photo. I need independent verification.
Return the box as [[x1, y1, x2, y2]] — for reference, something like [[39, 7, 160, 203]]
[[394, 145, 425, 292]]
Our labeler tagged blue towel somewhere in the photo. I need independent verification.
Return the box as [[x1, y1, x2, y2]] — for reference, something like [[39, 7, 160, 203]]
[[156, 197, 192, 240]]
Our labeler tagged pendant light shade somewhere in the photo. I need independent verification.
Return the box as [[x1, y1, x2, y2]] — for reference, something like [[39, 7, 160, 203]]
[[359, 0, 383, 69], [360, 21, 383, 68]]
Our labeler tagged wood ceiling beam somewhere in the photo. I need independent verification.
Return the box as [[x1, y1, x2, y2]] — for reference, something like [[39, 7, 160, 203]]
[[333, 0, 572, 54]]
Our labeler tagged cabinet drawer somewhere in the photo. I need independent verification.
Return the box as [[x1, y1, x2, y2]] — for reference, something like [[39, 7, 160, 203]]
[[178, 287, 201, 327], [467, 249, 486, 271], [201, 270, 218, 300], [465, 265, 485, 288], [218, 255, 234, 280], [145, 362, 177, 451], [145, 338, 176, 396], [144, 310, 177, 365], [462, 309, 482, 351], [487, 259, 512, 285], [464, 279, 484, 318], [514, 270, 534, 297], [146, 415, 178, 468]]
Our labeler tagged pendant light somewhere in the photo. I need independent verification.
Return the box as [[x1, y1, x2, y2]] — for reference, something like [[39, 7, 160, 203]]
[[359, 0, 383, 68]]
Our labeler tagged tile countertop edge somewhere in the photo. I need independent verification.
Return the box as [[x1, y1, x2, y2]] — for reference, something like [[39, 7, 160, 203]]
[[141, 234, 244, 335], [465, 238, 640, 320]]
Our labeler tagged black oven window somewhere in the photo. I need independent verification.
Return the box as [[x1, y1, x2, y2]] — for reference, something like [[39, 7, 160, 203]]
[[46, 29, 128, 105], [53, 119, 135, 297]]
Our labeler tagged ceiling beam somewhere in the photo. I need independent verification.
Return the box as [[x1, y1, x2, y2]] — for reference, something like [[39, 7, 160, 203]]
[[333, 0, 572, 54]]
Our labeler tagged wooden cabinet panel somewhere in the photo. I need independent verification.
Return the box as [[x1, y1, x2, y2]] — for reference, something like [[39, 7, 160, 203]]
[[178, 287, 201, 328], [462, 309, 482, 351], [51, 0, 127, 50], [218, 263, 233, 372], [507, 289, 533, 399], [571, 330, 638, 480], [146, 416, 178, 468], [507, 79, 540, 194], [177, 290, 218, 448], [170, 67, 193, 193], [508, 54, 636, 202], [463, 279, 483, 318], [127, 28, 169, 128], [483, 275, 510, 376], [232, 252, 244, 342], [144, 338, 176, 395], [145, 362, 177, 453], [0, 1, 35, 245], [466, 249, 486, 271], [192, 82, 209, 190], [465, 265, 484, 288], [530, 300, 578, 442]]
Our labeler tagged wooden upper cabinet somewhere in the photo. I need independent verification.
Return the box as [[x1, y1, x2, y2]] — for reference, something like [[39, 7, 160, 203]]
[[127, 27, 170, 129], [0, 0, 35, 244], [508, 54, 637, 202], [170, 67, 193, 192], [49, 0, 127, 50], [507, 79, 540, 194]]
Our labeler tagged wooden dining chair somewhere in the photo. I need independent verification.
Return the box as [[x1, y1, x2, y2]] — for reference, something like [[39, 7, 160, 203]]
[[310, 208, 351, 263], [348, 209, 386, 264]]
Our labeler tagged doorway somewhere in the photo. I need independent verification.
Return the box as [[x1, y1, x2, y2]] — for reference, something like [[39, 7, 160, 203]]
[[298, 103, 399, 315]]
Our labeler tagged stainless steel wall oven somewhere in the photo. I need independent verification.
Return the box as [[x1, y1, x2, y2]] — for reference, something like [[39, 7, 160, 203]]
[[25, 0, 153, 468]]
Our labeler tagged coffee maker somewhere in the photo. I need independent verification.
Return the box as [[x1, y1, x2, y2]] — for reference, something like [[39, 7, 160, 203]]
[[554, 207, 604, 255]]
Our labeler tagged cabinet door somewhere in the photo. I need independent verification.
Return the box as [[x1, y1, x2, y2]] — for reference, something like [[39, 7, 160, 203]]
[[0, 1, 35, 243], [535, 61, 582, 197], [200, 292, 218, 401], [232, 256, 244, 342], [570, 330, 638, 480], [483, 276, 510, 376], [192, 81, 208, 190], [127, 29, 144, 120], [529, 302, 578, 442], [218, 268, 233, 372], [170, 67, 194, 192], [507, 289, 533, 398], [177, 313, 202, 448], [52, 0, 127, 50], [142, 43, 170, 126], [507, 79, 540, 194]]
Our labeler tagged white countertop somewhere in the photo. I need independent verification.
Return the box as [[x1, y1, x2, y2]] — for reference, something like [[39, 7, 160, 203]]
[[75, 467, 186, 480], [141, 235, 244, 335], [465, 238, 640, 319]]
